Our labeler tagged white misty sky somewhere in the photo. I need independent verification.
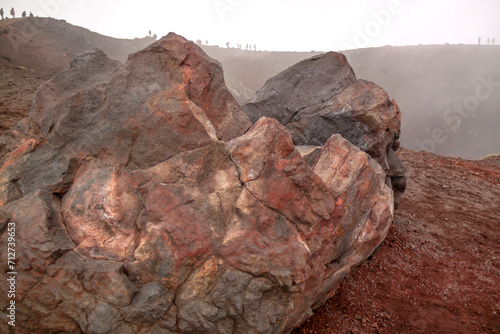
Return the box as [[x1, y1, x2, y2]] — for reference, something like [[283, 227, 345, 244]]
[[1, 0, 499, 51]]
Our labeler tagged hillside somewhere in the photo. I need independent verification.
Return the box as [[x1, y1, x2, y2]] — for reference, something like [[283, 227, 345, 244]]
[[294, 147, 500, 333], [0, 17, 155, 75], [0, 65, 50, 132]]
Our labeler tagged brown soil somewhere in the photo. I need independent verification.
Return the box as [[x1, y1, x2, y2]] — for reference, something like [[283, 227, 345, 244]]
[[483, 155, 500, 167], [293, 148, 500, 334], [0, 65, 49, 134]]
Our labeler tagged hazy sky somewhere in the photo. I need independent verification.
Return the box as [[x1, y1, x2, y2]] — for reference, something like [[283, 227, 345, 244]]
[[1, 0, 499, 51]]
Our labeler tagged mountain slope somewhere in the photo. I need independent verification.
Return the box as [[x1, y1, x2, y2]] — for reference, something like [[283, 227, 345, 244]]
[[0, 17, 155, 75]]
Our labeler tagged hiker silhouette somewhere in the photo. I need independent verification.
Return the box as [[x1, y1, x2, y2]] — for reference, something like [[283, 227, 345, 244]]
[[22, 10, 26, 18], [0, 8, 4, 20], [10, 7, 14, 18], [29, 12, 33, 17]]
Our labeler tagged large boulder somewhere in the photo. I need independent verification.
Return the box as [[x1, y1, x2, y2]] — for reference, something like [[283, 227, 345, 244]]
[[243, 52, 406, 208], [0, 34, 394, 333]]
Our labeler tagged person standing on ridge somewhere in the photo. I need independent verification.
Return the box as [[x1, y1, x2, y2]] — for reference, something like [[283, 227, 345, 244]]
[[29, 12, 34, 17], [0, 8, 4, 20], [22, 10, 26, 18], [10, 7, 15, 18]]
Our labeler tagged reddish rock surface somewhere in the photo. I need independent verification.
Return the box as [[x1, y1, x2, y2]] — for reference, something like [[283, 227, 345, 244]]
[[0, 33, 396, 333]]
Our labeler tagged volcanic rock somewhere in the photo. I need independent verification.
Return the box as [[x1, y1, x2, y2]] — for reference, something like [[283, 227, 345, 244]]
[[243, 52, 406, 208], [0, 34, 394, 333]]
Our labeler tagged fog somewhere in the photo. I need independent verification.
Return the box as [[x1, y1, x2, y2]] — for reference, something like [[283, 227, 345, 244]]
[[342, 45, 500, 159], [199, 43, 500, 160]]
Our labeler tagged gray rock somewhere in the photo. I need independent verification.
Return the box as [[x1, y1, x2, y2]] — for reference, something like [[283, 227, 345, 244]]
[[88, 301, 120, 334]]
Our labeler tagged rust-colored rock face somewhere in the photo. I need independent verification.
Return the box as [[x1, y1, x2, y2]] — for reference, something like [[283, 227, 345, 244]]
[[0, 34, 396, 333]]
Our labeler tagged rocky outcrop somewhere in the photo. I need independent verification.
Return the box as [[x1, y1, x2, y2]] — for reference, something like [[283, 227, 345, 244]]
[[0, 34, 394, 333], [243, 52, 406, 208]]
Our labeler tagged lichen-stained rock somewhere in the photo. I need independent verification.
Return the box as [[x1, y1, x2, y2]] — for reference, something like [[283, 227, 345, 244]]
[[0, 34, 396, 334], [243, 52, 406, 208]]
